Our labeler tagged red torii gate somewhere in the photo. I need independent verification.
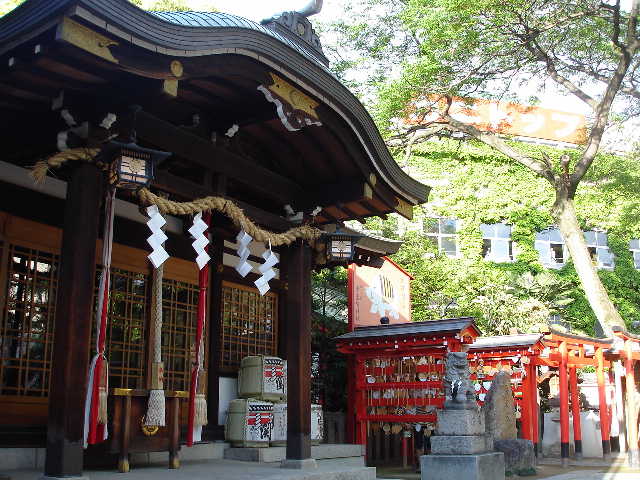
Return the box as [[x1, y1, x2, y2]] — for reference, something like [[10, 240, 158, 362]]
[[610, 327, 640, 467], [538, 331, 615, 467]]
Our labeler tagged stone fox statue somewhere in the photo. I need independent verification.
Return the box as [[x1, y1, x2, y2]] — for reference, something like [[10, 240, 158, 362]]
[[443, 352, 476, 409]]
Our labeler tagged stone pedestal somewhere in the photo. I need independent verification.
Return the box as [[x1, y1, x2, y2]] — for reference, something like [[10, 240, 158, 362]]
[[422, 409, 504, 480], [421, 452, 504, 480]]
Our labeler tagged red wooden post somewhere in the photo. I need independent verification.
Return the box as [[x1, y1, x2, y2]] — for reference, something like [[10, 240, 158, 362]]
[[402, 434, 408, 469], [559, 341, 570, 467], [355, 356, 368, 448], [44, 163, 103, 478], [520, 362, 532, 441], [625, 340, 639, 467], [570, 366, 583, 459], [530, 362, 539, 456], [596, 347, 611, 459]]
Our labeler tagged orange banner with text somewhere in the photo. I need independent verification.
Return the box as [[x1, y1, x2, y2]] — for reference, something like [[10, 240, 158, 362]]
[[407, 96, 587, 144]]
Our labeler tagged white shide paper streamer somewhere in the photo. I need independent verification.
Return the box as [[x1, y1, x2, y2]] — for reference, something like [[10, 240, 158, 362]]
[[188, 212, 210, 270], [254, 243, 278, 296], [235, 230, 253, 277], [146, 205, 169, 268]]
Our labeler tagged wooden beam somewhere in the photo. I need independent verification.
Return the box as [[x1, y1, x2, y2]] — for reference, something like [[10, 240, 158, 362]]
[[297, 179, 372, 211], [283, 240, 313, 462], [153, 170, 292, 231], [135, 111, 305, 205], [44, 163, 103, 477]]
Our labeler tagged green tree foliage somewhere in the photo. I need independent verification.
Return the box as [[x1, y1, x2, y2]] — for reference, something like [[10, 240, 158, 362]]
[[327, 0, 640, 335], [311, 268, 348, 411], [312, 267, 348, 321], [368, 139, 640, 336]]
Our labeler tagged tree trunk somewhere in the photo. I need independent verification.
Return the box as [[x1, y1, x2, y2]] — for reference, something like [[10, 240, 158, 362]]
[[553, 191, 625, 336]]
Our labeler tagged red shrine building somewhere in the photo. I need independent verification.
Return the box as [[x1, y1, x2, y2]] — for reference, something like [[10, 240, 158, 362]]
[[0, 0, 429, 477]]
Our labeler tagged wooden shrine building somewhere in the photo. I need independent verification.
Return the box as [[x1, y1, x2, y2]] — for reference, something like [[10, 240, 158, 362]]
[[0, 0, 429, 477]]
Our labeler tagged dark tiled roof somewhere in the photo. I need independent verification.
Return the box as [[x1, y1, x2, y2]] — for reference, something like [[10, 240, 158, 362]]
[[469, 334, 544, 350], [150, 11, 327, 68], [334, 317, 478, 341]]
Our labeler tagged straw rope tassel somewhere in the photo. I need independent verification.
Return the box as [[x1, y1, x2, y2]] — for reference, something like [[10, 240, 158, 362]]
[[145, 263, 166, 426]]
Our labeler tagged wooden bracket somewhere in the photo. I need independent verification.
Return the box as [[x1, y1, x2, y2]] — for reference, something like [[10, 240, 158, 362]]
[[57, 17, 118, 63]]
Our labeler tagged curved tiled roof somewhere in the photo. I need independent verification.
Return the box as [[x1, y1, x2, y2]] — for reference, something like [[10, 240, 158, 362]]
[[0, 0, 429, 205], [334, 317, 479, 341], [149, 11, 328, 68]]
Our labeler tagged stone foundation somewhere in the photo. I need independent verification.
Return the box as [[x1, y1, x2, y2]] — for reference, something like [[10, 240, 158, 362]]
[[421, 451, 505, 480]]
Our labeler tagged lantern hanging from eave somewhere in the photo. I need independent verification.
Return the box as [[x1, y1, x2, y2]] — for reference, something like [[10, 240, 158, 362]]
[[324, 225, 362, 263], [98, 140, 172, 190]]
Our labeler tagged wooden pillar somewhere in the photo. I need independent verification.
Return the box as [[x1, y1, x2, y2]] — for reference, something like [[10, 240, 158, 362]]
[[570, 366, 583, 459], [346, 264, 355, 443], [596, 347, 611, 458], [559, 342, 570, 468], [205, 225, 224, 440], [625, 340, 639, 467], [44, 163, 103, 478], [284, 240, 312, 463]]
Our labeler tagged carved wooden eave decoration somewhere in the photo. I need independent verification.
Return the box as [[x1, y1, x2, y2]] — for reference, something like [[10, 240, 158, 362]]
[[257, 73, 322, 132], [0, 0, 430, 223]]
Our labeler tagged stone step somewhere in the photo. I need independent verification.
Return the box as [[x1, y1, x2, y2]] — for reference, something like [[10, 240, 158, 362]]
[[224, 443, 365, 463], [131, 441, 229, 466]]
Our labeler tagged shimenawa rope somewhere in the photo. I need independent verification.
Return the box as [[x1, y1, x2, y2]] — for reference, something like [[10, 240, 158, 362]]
[[31, 148, 323, 246], [137, 188, 322, 246]]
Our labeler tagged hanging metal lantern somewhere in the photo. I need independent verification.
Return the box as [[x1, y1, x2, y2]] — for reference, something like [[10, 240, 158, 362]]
[[100, 141, 171, 190], [324, 225, 361, 263]]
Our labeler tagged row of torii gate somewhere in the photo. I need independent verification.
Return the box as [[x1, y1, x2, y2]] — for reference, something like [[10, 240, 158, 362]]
[[476, 327, 640, 466], [338, 320, 640, 468]]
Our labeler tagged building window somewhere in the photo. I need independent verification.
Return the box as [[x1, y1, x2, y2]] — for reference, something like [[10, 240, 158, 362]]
[[0, 244, 58, 397], [535, 227, 567, 268], [584, 231, 614, 270], [424, 218, 458, 257], [630, 240, 640, 269], [103, 268, 148, 390], [161, 278, 200, 391], [220, 281, 278, 372], [481, 223, 514, 262]]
